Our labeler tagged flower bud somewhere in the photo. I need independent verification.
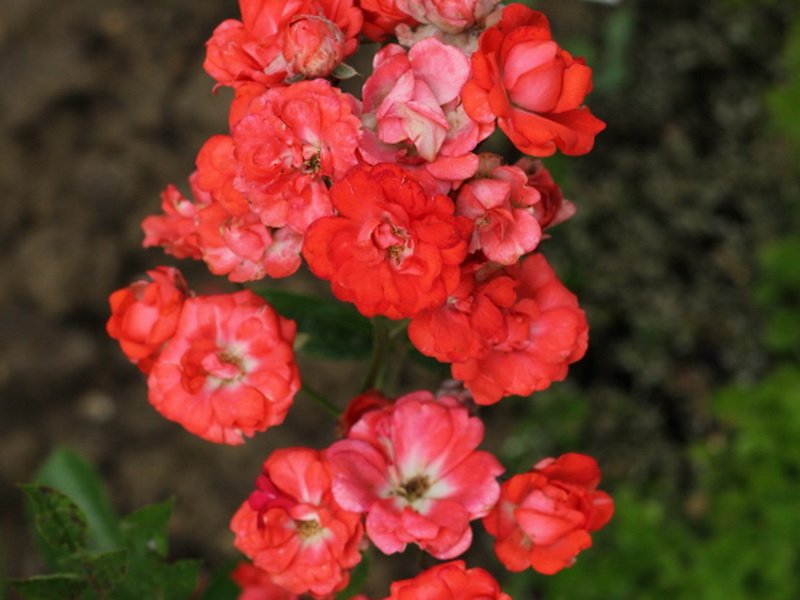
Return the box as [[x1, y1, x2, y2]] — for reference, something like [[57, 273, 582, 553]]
[[282, 16, 345, 79]]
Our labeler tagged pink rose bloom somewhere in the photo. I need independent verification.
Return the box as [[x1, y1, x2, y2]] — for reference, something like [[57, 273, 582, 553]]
[[359, 39, 491, 192], [231, 448, 364, 598], [326, 391, 503, 559], [147, 290, 300, 444], [231, 562, 298, 600], [456, 163, 542, 265], [232, 79, 361, 234], [204, 0, 362, 88], [106, 267, 190, 374], [197, 202, 303, 281], [396, 0, 500, 33]]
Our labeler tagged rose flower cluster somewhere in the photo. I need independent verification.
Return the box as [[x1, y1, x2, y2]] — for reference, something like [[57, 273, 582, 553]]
[[107, 0, 613, 596]]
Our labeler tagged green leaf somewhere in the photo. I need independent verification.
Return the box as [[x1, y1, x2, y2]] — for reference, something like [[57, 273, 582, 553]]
[[21, 484, 88, 557], [121, 499, 173, 558], [11, 574, 87, 600], [35, 448, 122, 551], [113, 559, 201, 600], [161, 559, 202, 600], [332, 63, 359, 80], [336, 552, 369, 600], [80, 549, 128, 593], [257, 288, 373, 359], [198, 560, 240, 600]]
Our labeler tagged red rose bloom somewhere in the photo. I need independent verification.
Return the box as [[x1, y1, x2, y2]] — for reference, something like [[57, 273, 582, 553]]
[[462, 4, 605, 157], [147, 290, 300, 444], [450, 253, 588, 405], [385, 561, 511, 600], [231, 448, 364, 598], [484, 453, 613, 575], [303, 163, 472, 319], [106, 267, 189, 374]]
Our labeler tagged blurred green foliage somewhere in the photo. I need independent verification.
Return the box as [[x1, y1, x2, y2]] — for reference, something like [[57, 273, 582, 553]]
[[11, 449, 200, 600]]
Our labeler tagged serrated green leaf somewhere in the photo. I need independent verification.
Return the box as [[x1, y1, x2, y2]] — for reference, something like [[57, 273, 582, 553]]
[[257, 288, 373, 359], [35, 448, 122, 551], [11, 573, 87, 600], [80, 548, 128, 593], [21, 484, 88, 557], [121, 499, 173, 558]]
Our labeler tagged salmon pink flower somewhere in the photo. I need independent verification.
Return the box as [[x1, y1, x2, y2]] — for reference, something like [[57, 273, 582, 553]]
[[456, 163, 542, 265], [197, 202, 303, 281], [231, 562, 298, 600], [147, 290, 300, 444], [326, 391, 503, 559], [204, 0, 362, 88], [141, 181, 208, 261], [232, 79, 361, 235], [282, 15, 346, 79], [302, 163, 472, 319], [106, 267, 189, 374], [385, 560, 510, 600], [396, 0, 501, 33], [359, 39, 491, 192], [231, 447, 364, 598], [462, 4, 605, 156], [484, 453, 614, 574]]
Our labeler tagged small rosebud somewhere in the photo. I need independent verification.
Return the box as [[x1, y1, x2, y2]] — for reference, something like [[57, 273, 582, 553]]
[[282, 16, 345, 79]]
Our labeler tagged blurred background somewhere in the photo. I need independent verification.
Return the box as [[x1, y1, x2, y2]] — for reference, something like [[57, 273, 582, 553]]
[[1, 0, 799, 597]]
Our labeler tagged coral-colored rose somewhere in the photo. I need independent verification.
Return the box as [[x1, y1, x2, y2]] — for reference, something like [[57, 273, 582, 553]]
[[338, 389, 393, 437], [141, 181, 207, 261], [196, 203, 303, 282], [231, 448, 364, 598], [204, 0, 362, 88], [282, 15, 346, 78], [147, 290, 300, 444], [194, 135, 249, 216], [358, 0, 416, 41], [456, 163, 542, 265], [385, 560, 511, 600], [451, 254, 588, 404], [359, 40, 491, 193], [484, 453, 614, 574], [463, 4, 605, 157], [232, 79, 361, 235], [408, 261, 512, 364], [515, 157, 575, 230], [302, 163, 472, 319], [396, 0, 500, 33], [232, 562, 298, 600], [106, 267, 190, 374], [326, 391, 503, 559], [411, 254, 588, 404]]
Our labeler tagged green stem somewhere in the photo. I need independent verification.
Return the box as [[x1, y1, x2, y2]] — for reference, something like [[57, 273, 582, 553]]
[[361, 317, 390, 392], [302, 383, 340, 416]]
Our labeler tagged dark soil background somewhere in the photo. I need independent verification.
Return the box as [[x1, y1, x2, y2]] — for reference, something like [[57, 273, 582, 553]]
[[1, 0, 798, 597]]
